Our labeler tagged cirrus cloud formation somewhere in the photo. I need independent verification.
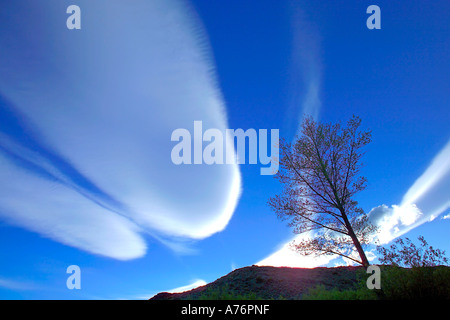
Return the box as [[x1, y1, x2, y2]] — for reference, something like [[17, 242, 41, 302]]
[[0, 0, 241, 260]]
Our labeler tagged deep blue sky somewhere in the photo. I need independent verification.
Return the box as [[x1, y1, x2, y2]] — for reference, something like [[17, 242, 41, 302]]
[[0, 0, 449, 299]]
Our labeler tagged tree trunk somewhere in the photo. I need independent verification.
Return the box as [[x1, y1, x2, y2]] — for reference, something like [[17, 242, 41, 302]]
[[340, 209, 370, 267], [348, 228, 370, 267]]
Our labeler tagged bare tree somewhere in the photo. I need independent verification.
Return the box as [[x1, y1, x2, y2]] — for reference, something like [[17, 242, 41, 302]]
[[268, 115, 377, 267]]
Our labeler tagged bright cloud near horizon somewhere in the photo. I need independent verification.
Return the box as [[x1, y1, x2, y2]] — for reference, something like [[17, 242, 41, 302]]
[[256, 232, 335, 268], [0, 0, 241, 260], [134, 279, 207, 300]]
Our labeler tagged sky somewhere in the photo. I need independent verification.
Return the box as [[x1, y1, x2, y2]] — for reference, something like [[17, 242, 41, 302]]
[[0, 0, 448, 299]]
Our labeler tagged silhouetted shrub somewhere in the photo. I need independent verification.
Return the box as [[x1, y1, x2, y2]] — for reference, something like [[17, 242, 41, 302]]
[[377, 236, 449, 267]]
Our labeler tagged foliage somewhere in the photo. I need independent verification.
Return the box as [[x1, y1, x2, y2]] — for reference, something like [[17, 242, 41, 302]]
[[302, 268, 377, 300], [269, 115, 376, 266], [380, 265, 450, 300], [302, 284, 378, 300], [302, 265, 450, 300], [194, 284, 286, 300], [377, 236, 449, 267]]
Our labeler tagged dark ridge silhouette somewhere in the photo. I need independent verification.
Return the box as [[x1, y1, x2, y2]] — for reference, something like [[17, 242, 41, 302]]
[[150, 265, 365, 300]]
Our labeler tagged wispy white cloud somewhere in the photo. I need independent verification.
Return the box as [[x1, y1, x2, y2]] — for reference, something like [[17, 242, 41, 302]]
[[136, 279, 207, 300], [401, 140, 450, 207], [442, 214, 450, 220], [257, 6, 326, 269], [0, 277, 37, 291], [400, 139, 450, 223], [0, 152, 147, 260], [288, 4, 322, 130], [0, 0, 241, 259], [167, 279, 207, 294]]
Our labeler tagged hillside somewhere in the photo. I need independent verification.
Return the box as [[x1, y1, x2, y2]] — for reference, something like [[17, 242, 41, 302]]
[[150, 265, 366, 300]]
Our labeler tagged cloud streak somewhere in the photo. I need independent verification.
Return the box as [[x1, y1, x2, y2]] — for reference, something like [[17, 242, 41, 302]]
[[368, 139, 450, 244], [167, 279, 207, 294], [257, 4, 326, 269], [0, 277, 37, 291], [0, 0, 241, 259], [136, 279, 207, 300], [401, 139, 450, 218], [287, 4, 322, 132]]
